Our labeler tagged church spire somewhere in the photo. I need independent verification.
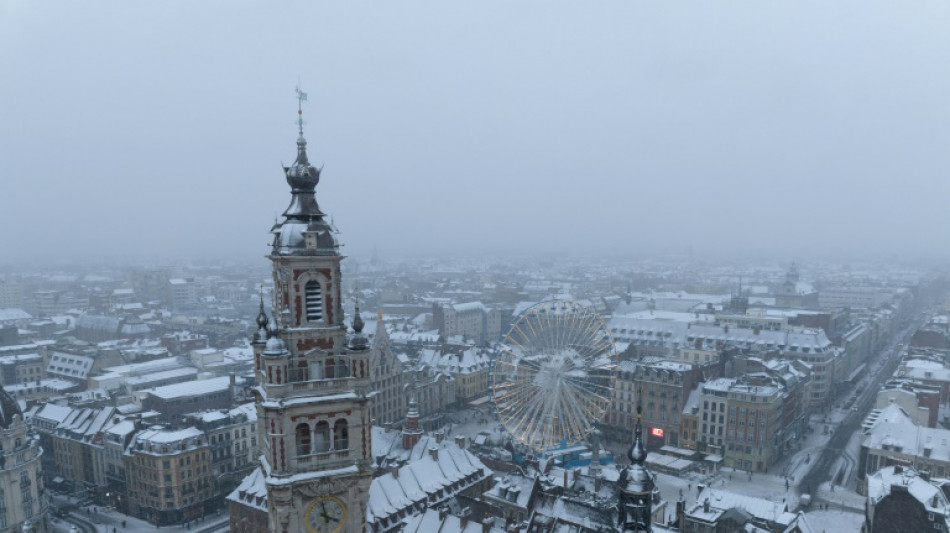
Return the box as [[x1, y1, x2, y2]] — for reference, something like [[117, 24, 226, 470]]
[[628, 387, 648, 465], [271, 85, 338, 256], [296, 85, 307, 139], [294, 85, 310, 164], [352, 292, 365, 334], [253, 283, 270, 344]]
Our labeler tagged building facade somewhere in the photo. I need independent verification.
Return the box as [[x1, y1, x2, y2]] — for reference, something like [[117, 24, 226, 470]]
[[0, 385, 48, 533], [368, 312, 403, 426], [696, 377, 783, 472], [126, 427, 214, 525], [608, 359, 701, 448]]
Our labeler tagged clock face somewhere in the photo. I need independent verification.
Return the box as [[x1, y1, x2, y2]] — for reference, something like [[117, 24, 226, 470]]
[[305, 496, 347, 533]]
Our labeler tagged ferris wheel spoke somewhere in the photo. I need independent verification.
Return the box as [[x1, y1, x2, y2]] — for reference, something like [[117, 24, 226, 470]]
[[551, 307, 564, 353], [561, 382, 598, 425], [563, 379, 610, 405], [515, 392, 548, 445], [564, 305, 582, 352]]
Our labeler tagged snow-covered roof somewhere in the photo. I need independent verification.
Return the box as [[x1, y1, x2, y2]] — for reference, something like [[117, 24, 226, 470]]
[[688, 488, 792, 526], [484, 473, 535, 509], [147, 376, 231, 400], [56, 406, 118, 441], [867, 465, 950, 521], [105, 419, 136, 438], [902, 359, 950, 382], [98, 356, 184, 378], [227, 467, 268, 511], [416, 347, 490, 376], [125, 367, 199, 388], [33, 403, 73, 424], [134, 426, 204, 446], [367, 437, 490, 526], [862, 403, 914, 433], [222, 345, 254, 361], [230, 402, 257, 421], [702, 378, 779, 398], [864, 419, 950, 461], [402, 508, 488, 533], [447, 301, 486, 314], [0, 352, 42, 364], [0, 308, 32, 322]]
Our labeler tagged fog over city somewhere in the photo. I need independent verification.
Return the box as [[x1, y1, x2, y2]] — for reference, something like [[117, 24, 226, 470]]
[[7, 5, 950, 533], [2, 1, 949, 265]]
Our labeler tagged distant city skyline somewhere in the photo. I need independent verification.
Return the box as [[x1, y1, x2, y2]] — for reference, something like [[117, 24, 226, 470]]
[[2, 1, 948, 264]]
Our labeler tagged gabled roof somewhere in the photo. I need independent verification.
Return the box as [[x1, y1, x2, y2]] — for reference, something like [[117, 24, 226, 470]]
[[227, 466, 268, 511], [688, 488, 791, 527], [367, 437, 490, 526]]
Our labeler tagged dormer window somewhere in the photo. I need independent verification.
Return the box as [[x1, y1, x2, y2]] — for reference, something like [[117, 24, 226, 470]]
[[305, 281, 323, 321]]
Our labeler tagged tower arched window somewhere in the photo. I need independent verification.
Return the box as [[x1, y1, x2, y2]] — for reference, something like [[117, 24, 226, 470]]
[[334, 419, 349, 450], [295, 424, 311, 456], [314, 421, 330, 453], [305, 281, 324, 322]]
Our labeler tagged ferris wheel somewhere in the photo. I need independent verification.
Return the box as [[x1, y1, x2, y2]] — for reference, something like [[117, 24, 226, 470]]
[[491, 300, 617, 452]]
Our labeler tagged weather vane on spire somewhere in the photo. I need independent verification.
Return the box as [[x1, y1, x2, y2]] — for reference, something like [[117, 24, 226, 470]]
[[295, 82, 308, 138]]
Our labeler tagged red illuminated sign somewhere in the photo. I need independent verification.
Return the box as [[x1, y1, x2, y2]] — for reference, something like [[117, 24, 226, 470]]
[[649, 427, 664, 438]]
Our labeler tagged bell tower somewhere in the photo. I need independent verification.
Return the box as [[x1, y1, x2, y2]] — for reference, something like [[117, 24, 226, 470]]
[[254, 88, 373, 533]]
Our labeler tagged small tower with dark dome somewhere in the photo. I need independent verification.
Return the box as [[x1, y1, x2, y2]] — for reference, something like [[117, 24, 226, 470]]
[[252, 287, 270, 344], [617, 391, 657, 532], [348, 297, 369, 351]]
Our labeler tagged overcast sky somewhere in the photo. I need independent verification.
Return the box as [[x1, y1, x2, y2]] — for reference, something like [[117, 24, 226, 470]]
[[2, 1, 949, 265]]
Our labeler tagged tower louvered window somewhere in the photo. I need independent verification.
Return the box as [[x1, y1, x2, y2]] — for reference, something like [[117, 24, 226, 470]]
[[305, 281, 323, 321]]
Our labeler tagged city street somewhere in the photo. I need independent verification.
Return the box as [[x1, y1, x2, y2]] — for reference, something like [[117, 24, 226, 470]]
[[797, 317, 921, 504]]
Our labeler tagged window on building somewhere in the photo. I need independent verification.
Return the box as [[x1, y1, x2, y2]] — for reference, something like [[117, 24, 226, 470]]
[[314, 421, 330, 453], [334, 419, 349, 450], [296, 424, 311, 456], [305, 281, 324, 321]]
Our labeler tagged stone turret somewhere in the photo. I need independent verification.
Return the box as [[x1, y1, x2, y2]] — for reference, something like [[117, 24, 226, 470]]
[[402, 396, 423, 450]]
